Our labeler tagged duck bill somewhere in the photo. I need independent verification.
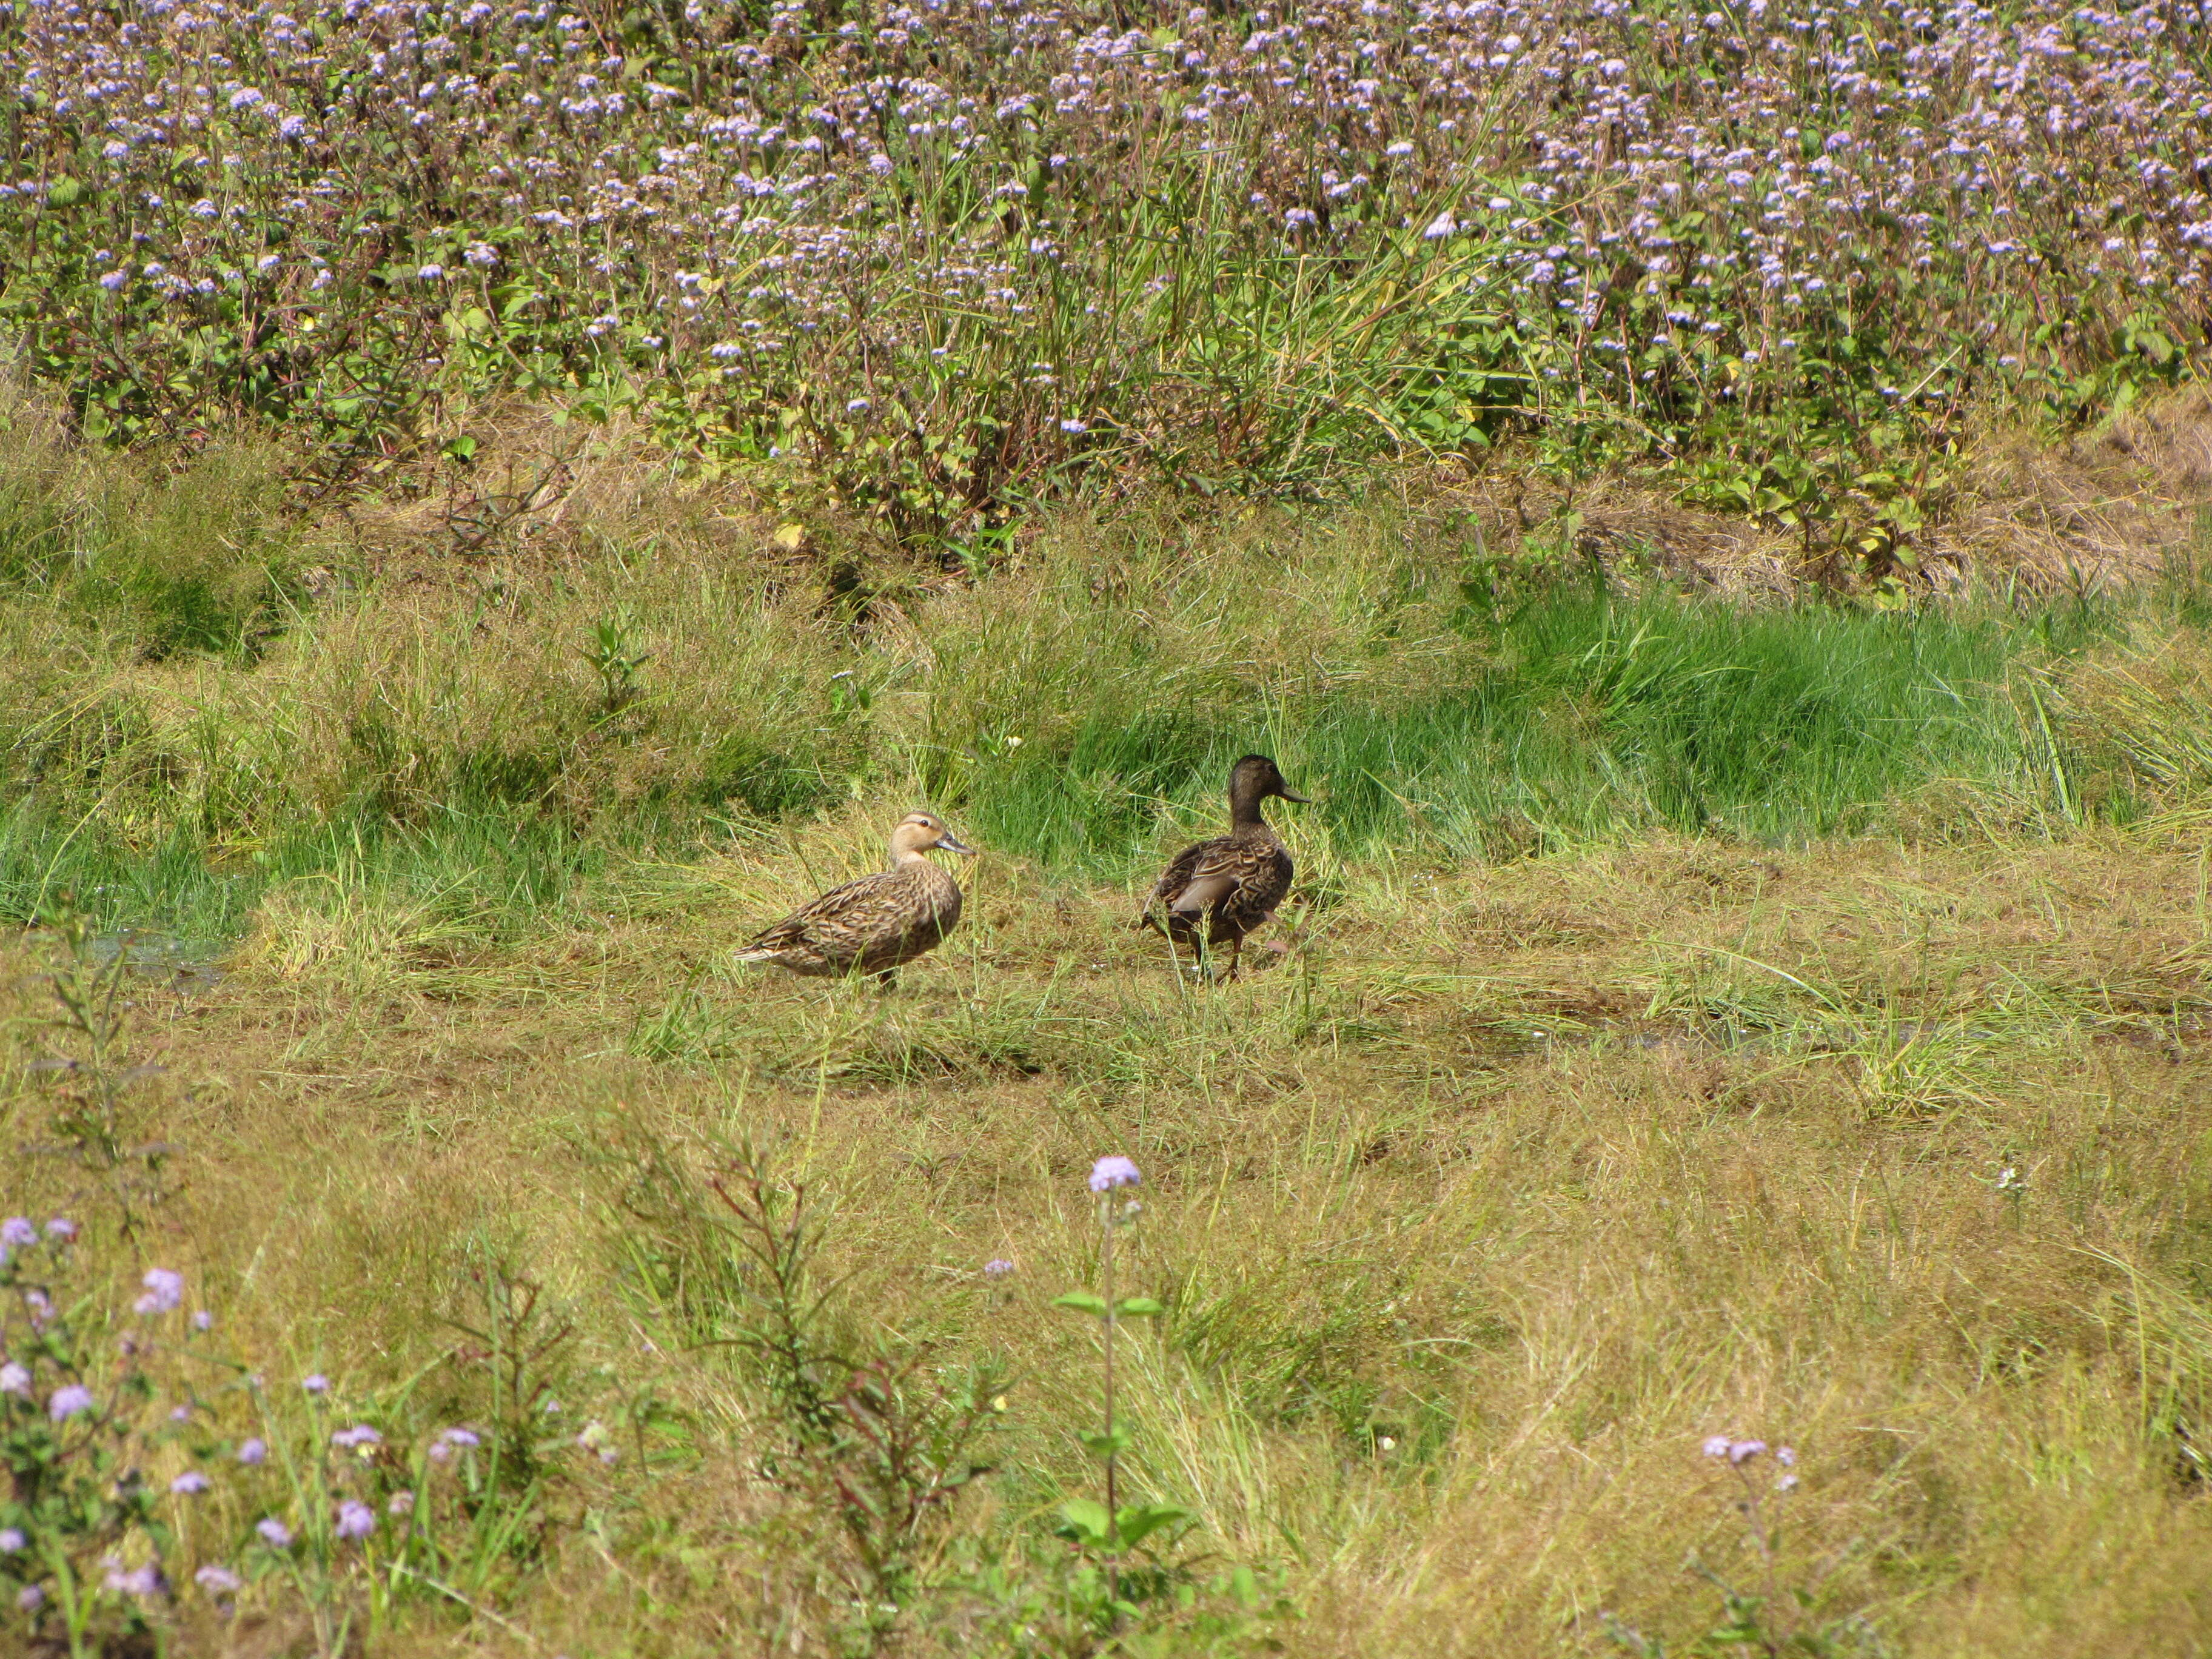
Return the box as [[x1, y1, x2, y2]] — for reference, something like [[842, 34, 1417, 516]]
[[937, 831, 977, 856], [1276, 787, 1310, 804]]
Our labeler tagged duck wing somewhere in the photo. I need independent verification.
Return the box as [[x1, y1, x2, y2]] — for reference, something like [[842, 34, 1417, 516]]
[[1139, 833, 1290, 923], [741, 870, 907, 958]]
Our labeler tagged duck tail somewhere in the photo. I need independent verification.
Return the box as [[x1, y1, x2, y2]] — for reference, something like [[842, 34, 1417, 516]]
[[732, 943, 780, 963], [1131, 906, 1162, 934]]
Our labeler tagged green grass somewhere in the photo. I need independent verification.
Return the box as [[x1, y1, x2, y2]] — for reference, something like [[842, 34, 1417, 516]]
[[0, 429, 2151, 939], [5, 434, 2212, 1657]]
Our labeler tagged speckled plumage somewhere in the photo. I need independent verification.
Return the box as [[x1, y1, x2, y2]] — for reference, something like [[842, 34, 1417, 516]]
[[737, 813, 973, 979], [1136, 755, 1307, 978]]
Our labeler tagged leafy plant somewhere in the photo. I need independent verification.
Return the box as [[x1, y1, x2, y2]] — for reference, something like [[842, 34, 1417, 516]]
[[0, 1218, 183, 1659], [1052, 1155, 1185, 1621], [24, 907, 172, 1239], [613, 1133, 1000, 1651], [1604, 1438, 1885, 1659]]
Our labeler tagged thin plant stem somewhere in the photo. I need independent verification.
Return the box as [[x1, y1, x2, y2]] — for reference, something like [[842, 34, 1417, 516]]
[[1100, 1191, 1119, 1610]]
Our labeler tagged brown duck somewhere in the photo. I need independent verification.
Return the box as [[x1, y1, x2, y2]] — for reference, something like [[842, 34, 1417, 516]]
[[1134, 755, 1308, 979], [736, 812, 975, 981]]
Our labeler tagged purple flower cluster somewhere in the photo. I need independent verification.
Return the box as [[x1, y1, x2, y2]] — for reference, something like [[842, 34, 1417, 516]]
[[0, 0, 2198, 495], [427, 1425, 482, 1463], [1705, 1432, 1800, 1489], [134, 1268, 184, 1316], [1088, 1155, 1141, 1192]]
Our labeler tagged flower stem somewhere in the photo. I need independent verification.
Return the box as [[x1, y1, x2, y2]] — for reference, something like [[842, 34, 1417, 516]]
[[1100, 1191, 1119, 1610]]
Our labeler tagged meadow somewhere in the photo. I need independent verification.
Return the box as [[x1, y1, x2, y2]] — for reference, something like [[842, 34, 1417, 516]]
[[3, 403, 2212, 1655], [7, 0, 2212, 1652]]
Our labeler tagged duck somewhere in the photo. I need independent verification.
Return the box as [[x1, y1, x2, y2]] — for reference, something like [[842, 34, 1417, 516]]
[[1134, 754, 1308, 979], [736, 812, 976, 982]]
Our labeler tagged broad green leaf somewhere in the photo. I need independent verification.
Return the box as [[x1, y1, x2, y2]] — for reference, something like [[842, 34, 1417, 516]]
[[1056, 1498, 1111, 1546], [1053, 1292, 1109, 1317], [1112, 1503, 1189, 1549], [1114, 1296, 1164, 1317]]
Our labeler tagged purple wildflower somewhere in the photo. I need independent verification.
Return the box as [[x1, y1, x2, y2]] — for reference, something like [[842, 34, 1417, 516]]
[[0, 1217, 36, 1248], [1729, 1439, 1768, 1466], [170, 1470, 211, 1495], [1702, 1435, 1732, 1458], [0, 1528, 22, 1553], [332, 1424, 383, 1450], [195, 1564, 242, 1594], [301, 1373, 330, 1395], [103, 1561, 166, 1597], [49, 1384, 94, 1421], [135, 1268, 184, 1315], [984, 1258, 1016, 1277], [1, 1362, 28, 1395], [44, 1218, 75, 1242], [335, 1500, 375, 1541], [236, 1438, 267, 1466], [255, 1518, 292, 1547], [192, 1311, 213, 1332], [19, 1584, 44, 1610], [1088, 1156, 1141, 1191], [387, 1490, 416, 1517]]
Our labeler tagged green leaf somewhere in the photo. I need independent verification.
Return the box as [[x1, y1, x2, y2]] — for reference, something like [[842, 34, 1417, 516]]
[[1056, 1498, 1113, 1547], [1114, 1296, 1164, 1317], [1112, 1502, 1189, 1549], [1079, 1427, 1132, 1460], [1052, 1292, 1109, 1318]]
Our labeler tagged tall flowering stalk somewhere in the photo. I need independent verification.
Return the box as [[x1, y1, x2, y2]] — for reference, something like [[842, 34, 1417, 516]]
[[1052, 1156, 1182, 1618]]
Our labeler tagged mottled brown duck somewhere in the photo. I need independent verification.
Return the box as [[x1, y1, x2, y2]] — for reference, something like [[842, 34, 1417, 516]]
[[1134, 754, 1307, 979], [736, 813, 975, 982]]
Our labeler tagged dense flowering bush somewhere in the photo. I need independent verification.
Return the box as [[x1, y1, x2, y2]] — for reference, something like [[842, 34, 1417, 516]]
[[0, 0, 2206, 541]]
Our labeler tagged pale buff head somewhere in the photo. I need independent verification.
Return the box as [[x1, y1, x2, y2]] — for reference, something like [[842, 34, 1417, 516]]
[[888, 812, 976, 865]]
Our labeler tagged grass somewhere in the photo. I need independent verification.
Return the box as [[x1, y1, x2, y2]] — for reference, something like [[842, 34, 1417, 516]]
[[4, 429, 2212, 1655]]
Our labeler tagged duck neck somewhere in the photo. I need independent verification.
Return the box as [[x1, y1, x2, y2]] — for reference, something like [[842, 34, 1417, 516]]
[[1228, 783, 1271, 831]]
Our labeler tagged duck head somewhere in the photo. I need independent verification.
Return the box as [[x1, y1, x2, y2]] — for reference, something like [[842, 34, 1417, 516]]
[[888, 812, 976, 865], [1228, 754, 1309, 825]]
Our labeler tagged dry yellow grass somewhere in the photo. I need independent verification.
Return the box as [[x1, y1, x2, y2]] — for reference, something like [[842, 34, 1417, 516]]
[[8, 810, 2210, 1657]]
